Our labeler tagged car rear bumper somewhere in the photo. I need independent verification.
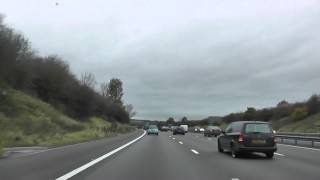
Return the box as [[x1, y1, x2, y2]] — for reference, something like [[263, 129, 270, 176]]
[[147, 131, 158, 134], [174, 131, 185, 134], [237, 144, 277, 153], [206, 132, 220, 136]]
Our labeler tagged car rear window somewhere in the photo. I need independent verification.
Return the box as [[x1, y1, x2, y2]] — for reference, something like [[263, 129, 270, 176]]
[[149, 125, 157, 129], [244, 123, 272, 133]]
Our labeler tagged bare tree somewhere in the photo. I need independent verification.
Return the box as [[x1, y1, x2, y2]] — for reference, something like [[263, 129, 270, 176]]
[[125, 104, 137, 118], [80, 72, 96, 89], [100, 82, 108, 97]]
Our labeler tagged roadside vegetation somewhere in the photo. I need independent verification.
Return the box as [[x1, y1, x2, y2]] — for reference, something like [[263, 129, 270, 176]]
[[0, 14, 136, 157], [137, 94, 320, 133], [0, 88, 134, 148], [219, 95, 320, 132]]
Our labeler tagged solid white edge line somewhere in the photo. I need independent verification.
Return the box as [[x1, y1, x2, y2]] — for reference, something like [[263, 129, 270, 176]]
[[191, 149, 199, 154], [179, 141, 183, 144], [56, 130, 146, 180], [274, 152, 285, 156], [278, 143, 320, 151]]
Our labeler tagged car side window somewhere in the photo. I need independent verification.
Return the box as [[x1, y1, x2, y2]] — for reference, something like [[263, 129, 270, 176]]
[[225, 124, 233, 133], [233, 123, 242, 133]]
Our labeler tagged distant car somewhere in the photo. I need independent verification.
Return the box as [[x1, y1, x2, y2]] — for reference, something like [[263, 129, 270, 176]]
[[171, 126, 178, 131], [180, 125, 188, 133], [160, 126, 170, 132], [193, 126, 201, 133], [217, 121, 277, 158], [199, 128, 205, 132], [204, 126, 221, 137], [147, 125, 159, 135], [173, 126, 185, 135]]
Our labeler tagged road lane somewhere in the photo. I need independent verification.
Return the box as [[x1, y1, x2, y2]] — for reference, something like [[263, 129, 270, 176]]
[[174, 132, 320, 180], [0, 130, 144, 180], [72, 131, 231, 180], [1, 131, 320, 180]]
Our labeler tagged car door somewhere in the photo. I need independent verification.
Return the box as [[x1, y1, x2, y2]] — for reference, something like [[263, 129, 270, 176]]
[[220, 123, 233, 150], [224, 123, 236, 150]]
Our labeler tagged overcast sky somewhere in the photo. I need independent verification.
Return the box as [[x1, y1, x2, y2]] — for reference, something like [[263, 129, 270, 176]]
[[1, 0, 320, 120]]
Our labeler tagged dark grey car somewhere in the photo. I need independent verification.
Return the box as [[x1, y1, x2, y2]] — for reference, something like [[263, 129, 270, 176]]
[[173, 127, 185, 135], [217, 121, 277, 158]]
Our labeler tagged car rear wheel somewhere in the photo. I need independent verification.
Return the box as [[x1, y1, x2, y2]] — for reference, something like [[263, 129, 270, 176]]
[[218, 140, 224, 153], [231, 145, 239, 158], [265, 152, 274, 159]]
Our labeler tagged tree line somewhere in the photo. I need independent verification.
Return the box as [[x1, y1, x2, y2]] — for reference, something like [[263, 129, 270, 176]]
[[222, 95, 320, 123], [142, 94, 320, 128], [0, 14, 135, 123]]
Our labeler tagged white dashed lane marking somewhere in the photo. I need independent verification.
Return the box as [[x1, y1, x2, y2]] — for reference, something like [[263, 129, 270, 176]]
[[274, 152, 285, 156], [191, 149, 199, 155], [178, 141, 183, 144]]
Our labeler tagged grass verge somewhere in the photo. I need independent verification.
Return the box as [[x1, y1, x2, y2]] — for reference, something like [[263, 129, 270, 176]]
[[0, 87, 134, 150], [278, 113, 320, 133]]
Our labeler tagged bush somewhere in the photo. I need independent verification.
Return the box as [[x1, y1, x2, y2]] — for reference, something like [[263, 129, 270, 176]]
[[291, 107, 308, 121], [306, 95, 320, 115]]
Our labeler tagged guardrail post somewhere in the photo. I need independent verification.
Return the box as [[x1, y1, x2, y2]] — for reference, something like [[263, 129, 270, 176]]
[[294, 139, 297, 145], [311, 140, 314, 147]]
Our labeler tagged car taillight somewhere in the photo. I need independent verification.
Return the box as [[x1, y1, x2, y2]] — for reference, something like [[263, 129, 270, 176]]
[[273, 136, 277, 143], [238, 133, 244, 143]]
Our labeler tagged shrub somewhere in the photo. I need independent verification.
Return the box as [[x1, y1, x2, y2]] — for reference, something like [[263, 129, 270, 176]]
[[291, 107, 308, 121]]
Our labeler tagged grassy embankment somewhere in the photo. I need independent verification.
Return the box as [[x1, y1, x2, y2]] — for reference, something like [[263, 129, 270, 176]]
[[0, 88, 133, 156], [274, 113, 320, 133]]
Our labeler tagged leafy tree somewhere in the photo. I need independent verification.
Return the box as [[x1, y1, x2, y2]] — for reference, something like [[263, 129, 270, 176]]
[[106, 78, 124, 106], [166, 117, 175, 125], [277, 100, 289, 107], [306, 94, 320, 115], [181, 116, 188, 124], [256, 108, 273, 121], [244, 107, 256, 121]]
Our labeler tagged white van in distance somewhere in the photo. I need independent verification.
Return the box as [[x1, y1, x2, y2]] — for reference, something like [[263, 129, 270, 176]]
[[180, 125, 188, 133]]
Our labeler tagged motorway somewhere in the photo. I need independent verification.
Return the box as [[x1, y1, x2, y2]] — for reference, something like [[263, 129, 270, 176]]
[[1, 130, 320, 180]]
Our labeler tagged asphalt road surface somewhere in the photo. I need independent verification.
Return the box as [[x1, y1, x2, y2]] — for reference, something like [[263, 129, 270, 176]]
[[1, 130, 320, 180]]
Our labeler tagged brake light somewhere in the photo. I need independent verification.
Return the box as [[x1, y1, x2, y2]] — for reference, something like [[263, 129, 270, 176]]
[[273, 136, 277, 143], [238, 133, 244, 143]]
